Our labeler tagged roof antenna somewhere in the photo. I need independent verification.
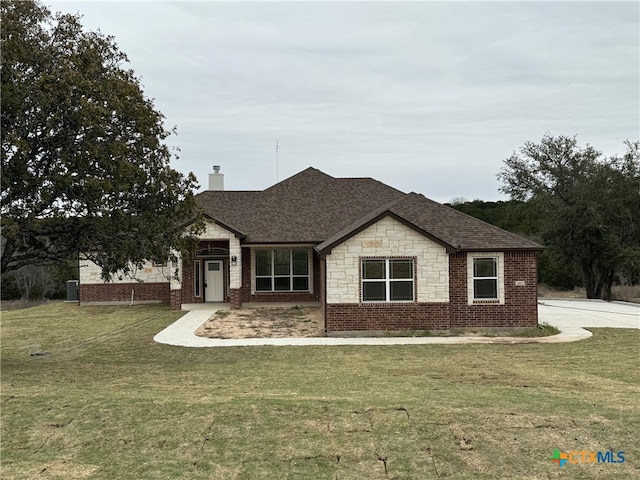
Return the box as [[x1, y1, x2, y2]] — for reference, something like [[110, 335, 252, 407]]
[[276, 140, 279, 182]]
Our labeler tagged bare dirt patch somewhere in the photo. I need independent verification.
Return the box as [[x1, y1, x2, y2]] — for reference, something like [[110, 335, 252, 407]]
[[195, 306, 324, 338]]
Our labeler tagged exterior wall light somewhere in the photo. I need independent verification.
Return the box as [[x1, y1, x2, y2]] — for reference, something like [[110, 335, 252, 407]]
[[231, 256, 237, 266]]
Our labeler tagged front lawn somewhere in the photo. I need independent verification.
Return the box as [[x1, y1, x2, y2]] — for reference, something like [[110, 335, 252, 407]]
[[1, 303, 638, 479]]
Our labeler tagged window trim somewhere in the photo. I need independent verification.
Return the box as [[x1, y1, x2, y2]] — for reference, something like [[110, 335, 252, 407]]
[[361, 257, 416, 303], [467, 252, 505, 305], [253, 248, 312, 293]]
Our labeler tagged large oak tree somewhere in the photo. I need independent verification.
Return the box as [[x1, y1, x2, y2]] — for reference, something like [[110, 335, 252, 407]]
[[498, 134, 640, 300], [1, 1, 202, 280]]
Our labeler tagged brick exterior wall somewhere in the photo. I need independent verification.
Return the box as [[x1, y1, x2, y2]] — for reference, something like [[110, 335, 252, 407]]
[[180, 258, 201, 305], [248, 291, 319, 302], [241, 247, 321, 304], [325, 303, 450, 332], [239, 247, 252, 302], [449, 251, 538, 328], [80, 282, 170, 303], [324, 248, 538, 332]]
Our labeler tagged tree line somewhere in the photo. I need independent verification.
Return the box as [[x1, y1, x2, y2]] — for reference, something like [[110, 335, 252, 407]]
[[449, 135, 640, 300]]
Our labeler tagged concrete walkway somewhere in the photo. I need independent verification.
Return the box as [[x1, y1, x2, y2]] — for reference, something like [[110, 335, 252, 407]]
[[153, 299, 639, 348]]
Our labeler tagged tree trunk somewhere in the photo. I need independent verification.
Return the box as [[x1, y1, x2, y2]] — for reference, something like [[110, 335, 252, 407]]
[[582, 264, 600, 299], [600, 268, 615, 302], [583, 263, 616, 301]]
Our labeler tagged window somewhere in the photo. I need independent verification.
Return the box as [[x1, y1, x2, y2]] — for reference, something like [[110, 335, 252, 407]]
[[472, 257, 498, 300], [362, 258, 414, 302], [255, 249, 310, 292], [194, 260, 201, 297]]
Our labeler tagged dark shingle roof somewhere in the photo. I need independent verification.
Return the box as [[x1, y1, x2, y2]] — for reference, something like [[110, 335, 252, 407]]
[[195, 167, 543, 251], [315, 193, 542, 253]]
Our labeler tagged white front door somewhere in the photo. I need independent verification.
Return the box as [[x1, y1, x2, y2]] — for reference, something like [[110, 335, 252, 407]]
[[204, 260, 224, 302]]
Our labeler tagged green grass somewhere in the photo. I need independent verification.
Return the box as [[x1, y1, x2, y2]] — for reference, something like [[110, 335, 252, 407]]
[[1, 304, 639, 479]]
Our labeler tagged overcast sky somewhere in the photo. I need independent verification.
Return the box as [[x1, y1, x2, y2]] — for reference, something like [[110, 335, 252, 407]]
[[50, 1, 639, 203]]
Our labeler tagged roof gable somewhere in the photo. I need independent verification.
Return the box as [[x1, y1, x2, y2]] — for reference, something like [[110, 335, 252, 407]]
[[315, 210, 457, 255]]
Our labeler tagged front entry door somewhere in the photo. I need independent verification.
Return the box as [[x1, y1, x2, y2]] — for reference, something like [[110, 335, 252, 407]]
[[204, 260, 224, 302]]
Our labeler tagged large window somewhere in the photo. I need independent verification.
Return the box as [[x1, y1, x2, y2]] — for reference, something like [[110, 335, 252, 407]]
[[255, 249, 310, 292], [472, 257, 498, 300], [361, 258, 414, 302]]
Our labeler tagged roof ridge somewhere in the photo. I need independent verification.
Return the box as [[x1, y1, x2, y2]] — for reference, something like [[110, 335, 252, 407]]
[[195, 190, 260, 196], [262, 167, 333, 194]]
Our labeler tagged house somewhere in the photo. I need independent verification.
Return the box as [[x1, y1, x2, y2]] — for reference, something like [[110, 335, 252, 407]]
[[79, 167, 543, 332]]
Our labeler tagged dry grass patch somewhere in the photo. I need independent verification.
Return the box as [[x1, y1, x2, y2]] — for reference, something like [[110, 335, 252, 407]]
[[538, 283, 587, 298], [0, 299, 60, 312], [538, 283, 640, 304], [195, 306, 323, 338], [611, 285, 640, 303]]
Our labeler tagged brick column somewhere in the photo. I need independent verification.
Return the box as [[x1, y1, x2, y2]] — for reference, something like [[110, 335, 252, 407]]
[[170, 290, 182, 310], [229, 288, 242, 309]]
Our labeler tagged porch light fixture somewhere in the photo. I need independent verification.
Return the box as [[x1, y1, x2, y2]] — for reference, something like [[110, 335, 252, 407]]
[[231, 256, 237, 266]]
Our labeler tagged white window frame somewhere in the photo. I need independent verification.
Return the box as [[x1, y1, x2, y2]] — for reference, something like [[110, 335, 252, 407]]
[[467, 252, 505, 305], [361, 258, 415, 303], [253, 248, 312, 293]]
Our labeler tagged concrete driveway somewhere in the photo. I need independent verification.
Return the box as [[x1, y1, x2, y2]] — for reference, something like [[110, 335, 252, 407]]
[[538, 299, 640, 329], [153, 298, 639, 347]]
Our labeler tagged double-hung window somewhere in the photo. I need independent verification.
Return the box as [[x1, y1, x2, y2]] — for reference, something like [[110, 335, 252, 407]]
[[361, 258, 414, 302], [472, 257, 498, 300], [255, 249, 310, 292]]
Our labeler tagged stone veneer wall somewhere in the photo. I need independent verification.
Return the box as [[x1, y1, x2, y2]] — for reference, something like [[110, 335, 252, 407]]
[[80, 259, 174, 285], [325, 216, 449, 304]]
